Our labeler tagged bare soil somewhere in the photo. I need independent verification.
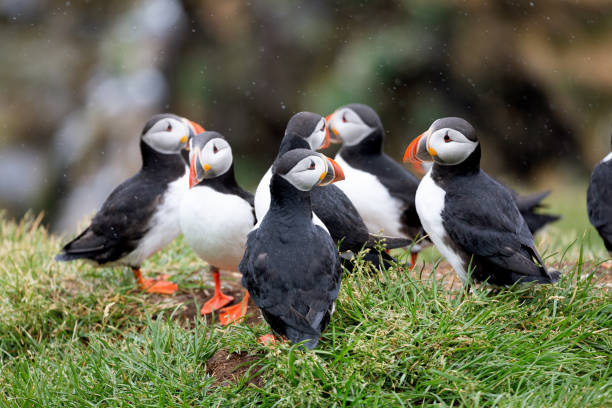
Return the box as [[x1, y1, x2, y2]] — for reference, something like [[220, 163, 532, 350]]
[[206, 349, 263, 387]]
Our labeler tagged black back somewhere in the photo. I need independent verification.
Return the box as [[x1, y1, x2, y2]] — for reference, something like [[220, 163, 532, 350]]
[[240, 175, 342, 349], [587, 157, 612, 252], [432, 147, 558, 285], [337, 104, 422, 238], [56, 140, 187, 266]]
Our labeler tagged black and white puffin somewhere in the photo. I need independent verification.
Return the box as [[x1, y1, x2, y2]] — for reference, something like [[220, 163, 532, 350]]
[[56, 114, 205, 294], [240, 148, 344, 349], [179, 131, 255, 325], [254, 112, 410, 270], [587, 132, 612, 259], [325, 104, 426, 265], [404, 117, 560, 286]]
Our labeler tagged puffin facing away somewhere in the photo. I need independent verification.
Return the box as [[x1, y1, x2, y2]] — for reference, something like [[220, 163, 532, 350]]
[[180, 131, 255, 325], [587, 132, 612, 258], [404, 117, 560, 286], [56, 114, 204, 294], [241, 149, 344, 349], [326, 104, 426, 265], [254, 112, 410, 270]]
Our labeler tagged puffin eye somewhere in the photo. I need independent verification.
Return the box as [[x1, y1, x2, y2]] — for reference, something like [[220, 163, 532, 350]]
[[342, 112, 348, 123], [213, 145, 219, 154], [320, 122, 325, 132], [166, 123, 173, 132], [308, 160, 316, 170], [444, 134, 451, 143]]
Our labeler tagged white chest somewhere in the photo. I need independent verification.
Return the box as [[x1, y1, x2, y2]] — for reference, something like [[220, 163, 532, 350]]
[[253, 166, 328, 233], [179, 185, 254, 271], [334, 155, 404, 237], [123, 171, 188, 266], [416, 171, 467, 282]]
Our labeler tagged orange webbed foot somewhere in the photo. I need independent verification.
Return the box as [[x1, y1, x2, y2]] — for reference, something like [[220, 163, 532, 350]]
[[200, 292, 234, 315], [218, 294, 250, 326], [258, 334, 277, 346]]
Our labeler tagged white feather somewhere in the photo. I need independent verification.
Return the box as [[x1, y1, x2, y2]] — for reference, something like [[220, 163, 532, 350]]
[[180, 185, 255, 271], [334, 155, 405, 237], [122, 171, 188, 266], [602, 152, 612, 163], [416, 170, 468, 282]]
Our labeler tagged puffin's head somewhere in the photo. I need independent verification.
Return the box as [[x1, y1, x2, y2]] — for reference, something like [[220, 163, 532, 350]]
[[188, 131, 233, 188], [285, 112, 330, 151], [141, 113, 203, 154], [404, 117, 478, 167], [325, 103, 382, 147], [273, 148, 345, 192]]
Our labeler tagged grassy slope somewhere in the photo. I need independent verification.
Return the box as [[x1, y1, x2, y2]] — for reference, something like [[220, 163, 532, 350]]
[[0, 211, 610, 408]]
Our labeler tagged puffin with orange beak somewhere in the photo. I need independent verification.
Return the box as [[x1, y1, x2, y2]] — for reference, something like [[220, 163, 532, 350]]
[[240, 149, 345, 349], [179, 131, 256, 325], [56, 114, 204, 294], [325, 104, 426, 265], [404, 117, 560, 286], [254, 111, 411, 271]]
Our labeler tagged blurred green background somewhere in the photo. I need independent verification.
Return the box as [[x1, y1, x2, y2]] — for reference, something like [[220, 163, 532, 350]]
[[1, 0, 611, 242]]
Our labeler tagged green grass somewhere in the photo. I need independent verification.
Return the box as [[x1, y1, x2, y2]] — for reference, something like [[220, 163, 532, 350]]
[[0, 211, 611, 407]]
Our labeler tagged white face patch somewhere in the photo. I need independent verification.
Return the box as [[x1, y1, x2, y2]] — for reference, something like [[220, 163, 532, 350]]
[[602, 152, 612, 163], [428, 128, 478, 165], [305, 118, 327, 150], [197, 138, 233, 178], [329, 108, 372, 146], [142, 118, 189, 154], [280, 155, 327, 191]]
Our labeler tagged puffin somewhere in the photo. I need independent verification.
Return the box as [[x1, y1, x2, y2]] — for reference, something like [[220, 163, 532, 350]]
[[587, 132, 612, 259], [240, 148, 344, 349], [403, 117, 560, 286], [254, 112, 410, 270], [325, 104, 426, 265], [179, 131, 255, 325], [56, 114, 205, 294]]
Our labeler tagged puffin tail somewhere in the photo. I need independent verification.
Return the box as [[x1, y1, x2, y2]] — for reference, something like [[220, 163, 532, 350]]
[[516, 191, 561, 234], [366, 234, 412, 250]]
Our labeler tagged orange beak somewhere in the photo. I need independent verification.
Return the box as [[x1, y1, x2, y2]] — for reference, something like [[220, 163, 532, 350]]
[[189, 120, 205, 135], [319, 156, 345, 186], [325, 112, 342, 144], [403, 131, 433, 173], [188, 155, 198, 189]]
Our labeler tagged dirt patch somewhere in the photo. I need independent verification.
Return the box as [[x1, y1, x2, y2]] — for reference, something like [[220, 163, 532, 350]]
[[206, 349, 264, 387]]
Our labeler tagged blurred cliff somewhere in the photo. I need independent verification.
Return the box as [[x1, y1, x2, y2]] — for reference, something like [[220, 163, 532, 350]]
[[1, 0, 612, 234]]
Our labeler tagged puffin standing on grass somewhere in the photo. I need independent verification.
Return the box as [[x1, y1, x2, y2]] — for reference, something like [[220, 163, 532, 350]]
[[241, 149, 344, 349], [179, 131, 255, 325], [404, 117, 560, 286], [325, 104, 426, 265], [56, 114, 204, 294], [587, 132, 612, 261], [254, 112, 409, 270]]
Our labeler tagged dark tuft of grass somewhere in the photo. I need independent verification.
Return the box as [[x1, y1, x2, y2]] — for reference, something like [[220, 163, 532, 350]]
[[0, 212, 610, 407]]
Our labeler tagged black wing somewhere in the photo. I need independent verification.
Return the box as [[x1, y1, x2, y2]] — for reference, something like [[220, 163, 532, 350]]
[[56, 171, 168, 265], [240, 225, 342, 349], [587, 161, 612, 252], [443, 171, 555, 284]]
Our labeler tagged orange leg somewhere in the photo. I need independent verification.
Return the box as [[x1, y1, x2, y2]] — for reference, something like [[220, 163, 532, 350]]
[[219, 291, 250, 326], [200, 267, 234, 315], [133, 268, 178, 295]]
